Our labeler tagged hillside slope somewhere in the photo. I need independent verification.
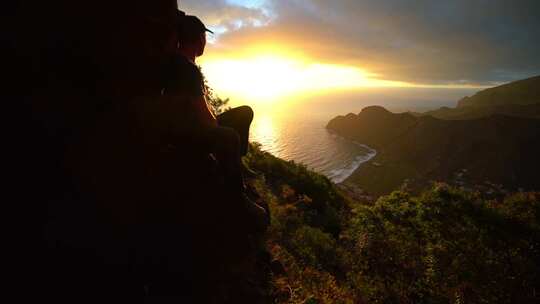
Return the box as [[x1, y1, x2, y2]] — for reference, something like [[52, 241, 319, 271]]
[[423, 76, 540, 120], [246, 145, 540, 303], [327, 108, 540, 196], [458, 75, 540, 108], [425, 103, 540, 120]]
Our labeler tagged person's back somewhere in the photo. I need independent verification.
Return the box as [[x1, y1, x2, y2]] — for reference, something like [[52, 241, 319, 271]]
[[162, 14, 269, 230]]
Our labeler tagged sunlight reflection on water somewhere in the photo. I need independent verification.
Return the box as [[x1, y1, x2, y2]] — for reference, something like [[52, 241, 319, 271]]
[[249, 110, 374, 183], [236, 88, 472, 182]]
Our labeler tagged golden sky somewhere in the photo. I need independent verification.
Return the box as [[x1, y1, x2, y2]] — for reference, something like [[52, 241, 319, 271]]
[[200, 47, 398, 103], [178, 0, 539, 104], [199, 44, 487, 104]]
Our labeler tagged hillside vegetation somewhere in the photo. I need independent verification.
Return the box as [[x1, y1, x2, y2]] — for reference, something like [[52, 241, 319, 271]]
[[246, 144, 540, 303]]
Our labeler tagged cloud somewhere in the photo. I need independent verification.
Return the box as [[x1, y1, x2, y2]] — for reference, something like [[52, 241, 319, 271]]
[[178, 0, 540, 84], [179, 0, 273, 32]]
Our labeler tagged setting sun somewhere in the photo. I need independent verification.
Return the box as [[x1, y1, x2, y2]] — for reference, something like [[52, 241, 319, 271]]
[[200, 50, 395, 103]]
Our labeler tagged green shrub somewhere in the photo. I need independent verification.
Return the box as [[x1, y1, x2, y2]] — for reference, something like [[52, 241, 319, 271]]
[[246, 143, 346, 236], [345, 185, 540, 303], [289, 226, 339, 270], [247, 145, 539, 303]]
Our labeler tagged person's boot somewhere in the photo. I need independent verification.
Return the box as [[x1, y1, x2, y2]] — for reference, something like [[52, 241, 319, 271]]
[[241, 193, 269, 233], [244, 181, 261, 201], [242, 181, 271, 229], [241, 162, 258, 179]]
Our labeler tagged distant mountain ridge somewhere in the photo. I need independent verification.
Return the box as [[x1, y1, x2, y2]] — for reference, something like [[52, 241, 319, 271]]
[[424, 103, 540, 120], [327, 107, 540, 196], [328, 106, 417, 149], [425, 75, 540, 120], [458, 75, 540, 108]]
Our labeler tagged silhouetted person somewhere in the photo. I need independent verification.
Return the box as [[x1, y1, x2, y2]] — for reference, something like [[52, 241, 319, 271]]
[[162, 13, 268, 232]]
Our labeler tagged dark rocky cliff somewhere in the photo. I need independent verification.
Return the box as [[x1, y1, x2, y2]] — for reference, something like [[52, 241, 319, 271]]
[[10, 1, 271, 302], [327, 106, 417, 149]]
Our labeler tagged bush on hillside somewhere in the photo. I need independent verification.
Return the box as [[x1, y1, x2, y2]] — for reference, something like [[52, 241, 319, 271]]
[[246, 145, 539, 303], [344, 184, 540, 303], [246, 143, 345, 236]]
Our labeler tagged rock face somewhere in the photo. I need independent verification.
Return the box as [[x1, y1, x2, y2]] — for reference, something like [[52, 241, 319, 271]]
[[11, 1, 269, 302], [327, 106, 417, 149], [327, 108, 540, 196]]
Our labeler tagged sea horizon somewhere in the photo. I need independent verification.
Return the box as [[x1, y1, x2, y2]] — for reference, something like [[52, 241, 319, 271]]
[[240, 87, 479, 182]]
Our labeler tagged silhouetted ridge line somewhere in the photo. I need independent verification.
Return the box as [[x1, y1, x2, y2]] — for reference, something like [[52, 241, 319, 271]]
[[327, 103, 540, 196], [422, 75, 540, 120], [458, 75, 540, 108]]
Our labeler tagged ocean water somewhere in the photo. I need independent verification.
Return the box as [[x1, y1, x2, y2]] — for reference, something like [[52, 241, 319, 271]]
[[241, 88, 479, 183], [249, 111, 377, 183]]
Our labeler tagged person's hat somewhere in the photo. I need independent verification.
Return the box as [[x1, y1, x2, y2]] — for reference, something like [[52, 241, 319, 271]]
[[178, 14, 214, 35]]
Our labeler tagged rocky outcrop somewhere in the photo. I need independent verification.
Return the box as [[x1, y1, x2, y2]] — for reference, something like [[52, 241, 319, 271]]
[[327, 106, 417, 149], [11, 1, 270, 302]]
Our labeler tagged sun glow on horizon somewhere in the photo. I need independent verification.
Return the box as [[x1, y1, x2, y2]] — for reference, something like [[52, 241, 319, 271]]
[[200, 52, 400, 103], [200, 45, 490, 105]]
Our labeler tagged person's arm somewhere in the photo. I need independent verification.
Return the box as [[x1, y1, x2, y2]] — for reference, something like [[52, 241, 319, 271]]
[[189, 94, 217, 127], [162, 58, 217, 127], [184, 62, 217, 127]]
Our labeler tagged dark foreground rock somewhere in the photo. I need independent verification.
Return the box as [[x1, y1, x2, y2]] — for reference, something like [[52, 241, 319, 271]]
[[9, 1, 270, 302]]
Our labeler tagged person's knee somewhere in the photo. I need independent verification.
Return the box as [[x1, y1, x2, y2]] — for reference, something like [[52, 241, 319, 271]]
[[224, 127, 241, 146], [237, 106, 254, 123], [212, 126, 240, 147]]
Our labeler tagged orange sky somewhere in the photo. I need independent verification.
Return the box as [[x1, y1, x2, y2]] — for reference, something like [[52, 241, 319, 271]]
[[199, 43, 489, 105], [177, 0, 539, 105]]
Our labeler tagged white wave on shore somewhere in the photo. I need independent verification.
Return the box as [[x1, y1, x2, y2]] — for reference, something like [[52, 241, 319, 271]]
[[328, 141, 377, 184]]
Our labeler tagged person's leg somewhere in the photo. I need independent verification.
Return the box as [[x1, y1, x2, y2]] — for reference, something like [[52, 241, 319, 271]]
[[201, 126, 270, 232], [216, 106, 253, 156], [204, 126, 244, 191], [202, 125, 269, 232]]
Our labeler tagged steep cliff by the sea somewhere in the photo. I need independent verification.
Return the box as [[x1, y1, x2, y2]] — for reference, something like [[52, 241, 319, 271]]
[[327, 106, 540, 196]]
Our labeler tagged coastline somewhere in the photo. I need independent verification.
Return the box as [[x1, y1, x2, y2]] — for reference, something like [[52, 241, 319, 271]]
[[328, 138, 377, 184]]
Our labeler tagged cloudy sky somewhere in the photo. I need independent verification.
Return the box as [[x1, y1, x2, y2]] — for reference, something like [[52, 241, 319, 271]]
[[179, 0, 539, 85]]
